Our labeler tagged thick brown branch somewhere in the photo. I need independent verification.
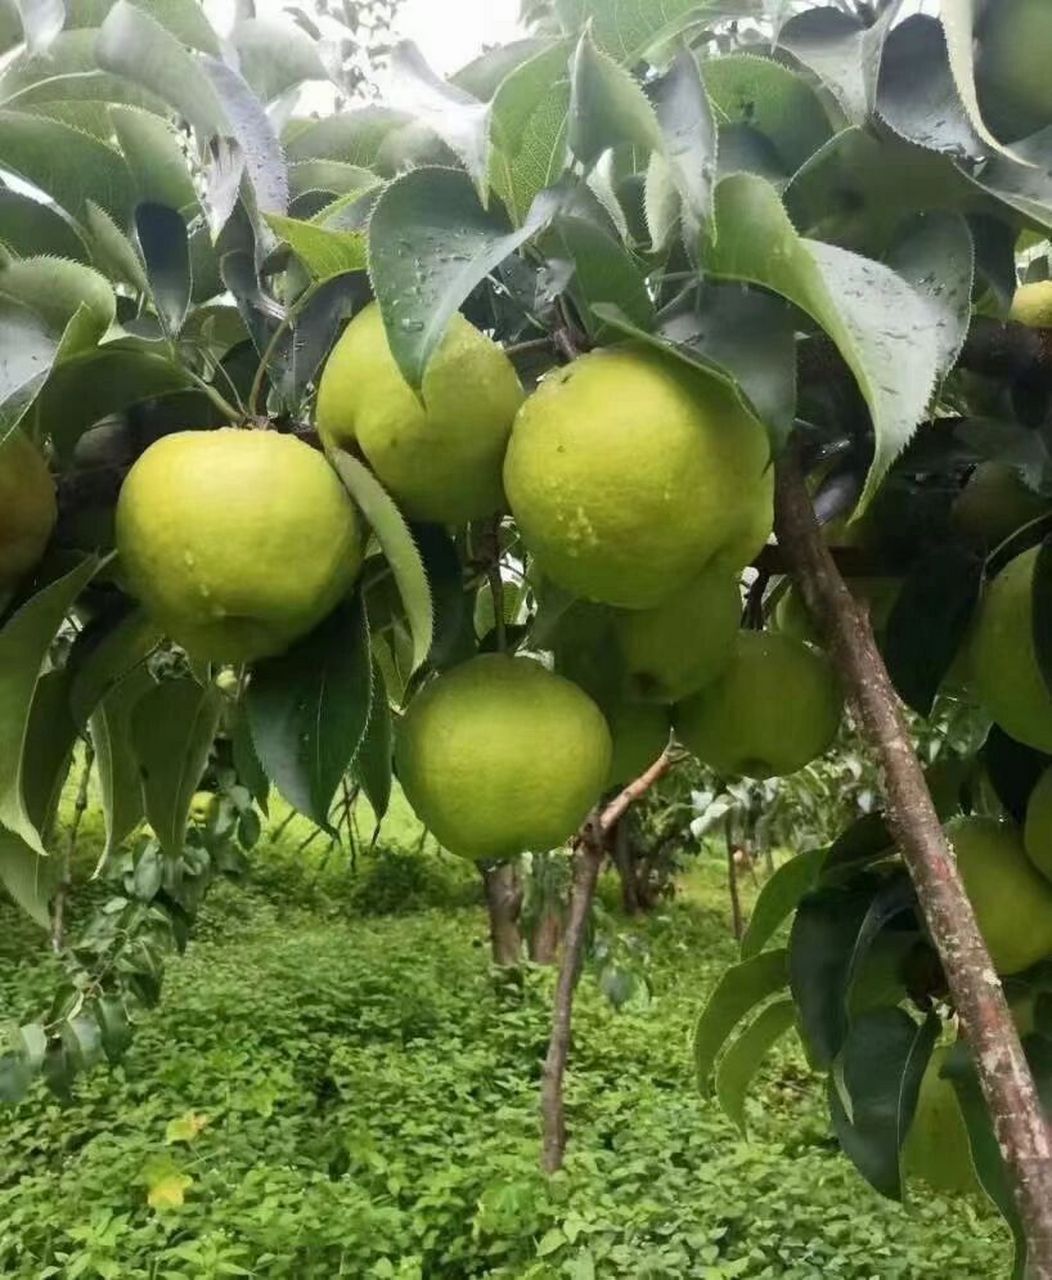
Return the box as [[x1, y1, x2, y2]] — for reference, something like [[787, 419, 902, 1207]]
[[481, 863, 523, 966], [774, 451, 1052, 1275]]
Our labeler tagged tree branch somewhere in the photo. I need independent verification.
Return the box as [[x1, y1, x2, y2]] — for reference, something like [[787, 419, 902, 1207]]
[[52, 742, 94, 954], [774, 450, 1052, 1275], [541, 747, 676, 1173]]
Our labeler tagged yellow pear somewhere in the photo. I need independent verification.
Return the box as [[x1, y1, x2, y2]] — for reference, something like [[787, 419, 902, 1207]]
[[611, 564, 740, 703], [1024, 766, 1052, 884], [116, 429, 363, 664], [970, 547, 1052, 753], [395, 655, 612, 861], [949, 815, 1052, 975], [1010, 281, 1052, 330], [316, 302, 524, 524], [951, 462, 1048, 548], [977, 0, 1052, 141], [0, 429, 56, 591], [673, 631, 842, 779], [189, 791, 219, 826], [902, 1047, 982, 1198], [504, 346, 772, 609]]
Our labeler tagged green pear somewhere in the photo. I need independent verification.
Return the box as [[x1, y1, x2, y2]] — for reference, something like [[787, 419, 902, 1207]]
[[316, 302, 524, 525], [611, 564, 740, 703], [902, 1046, 982, 1198], [0, 429, 56, 591], [550, 599, 623, 704], [951, 462, 1049, 548], [604, 700, 670, 788], [949, 815, 1052, 975], [504, 346, 772, 609], [673, 631, 842, 779], [1024, 766, 1052, 884], [774, 577, 901, 647], [970, 546, 1052, 753], [977, 0, 1052, 141], [395, 655, 612, 861], [116, 429, 363, 664]]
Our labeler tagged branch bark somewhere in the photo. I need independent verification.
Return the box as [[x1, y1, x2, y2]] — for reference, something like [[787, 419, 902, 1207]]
[[52, 742, 94, 954], [540, 748, 675, 1173], [774, 451, 1052, 1275], [481, 862, 523, 966]]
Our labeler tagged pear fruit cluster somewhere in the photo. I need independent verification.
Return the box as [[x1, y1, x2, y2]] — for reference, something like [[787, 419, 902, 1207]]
[[0, 429, 56, 594]]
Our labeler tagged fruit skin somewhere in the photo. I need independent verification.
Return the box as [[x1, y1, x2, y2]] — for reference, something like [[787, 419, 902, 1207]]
[[902, 1046, 981, 1198], [951, 462, 1048, 548], [316, 302, 524, 525], [611, 565, 740, 703], [504, 346, 772, 610], [775, 577, 900, 648], [970, 546, 1052, 753], [189, 791, 219, 826], [1024, 766, 1052, 884], [604, 701, 670, 787], [116, 429, 363, 664], [0, 429, 57, 591], [949, 815, 1052, 975], [977, 0, 1052, 141], [1010, 281, 1052, 330], [395, 654, 612, 862], [673, 631, 842, 779]]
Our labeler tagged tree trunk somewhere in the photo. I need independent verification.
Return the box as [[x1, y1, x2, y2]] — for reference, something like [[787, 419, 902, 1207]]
[[529, 908, 563, 965], [774, 452, 1052, 1275], [610, 818, 641, 914], [481, 862, 523, 966]]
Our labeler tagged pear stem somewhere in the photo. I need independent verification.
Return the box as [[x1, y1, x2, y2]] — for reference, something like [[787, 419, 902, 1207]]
[[774, 449, 1052, 1277]]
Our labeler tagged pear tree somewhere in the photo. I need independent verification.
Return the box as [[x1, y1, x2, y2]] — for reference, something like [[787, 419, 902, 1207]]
[[6, 0, 1052, 1273]]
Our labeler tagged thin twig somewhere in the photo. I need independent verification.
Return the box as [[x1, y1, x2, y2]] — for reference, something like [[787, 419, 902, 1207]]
[[774, 449, 1052, 1275]]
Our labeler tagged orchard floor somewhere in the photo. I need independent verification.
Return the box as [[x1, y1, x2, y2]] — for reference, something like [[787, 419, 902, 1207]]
[[0, 801, 1010, 1279]]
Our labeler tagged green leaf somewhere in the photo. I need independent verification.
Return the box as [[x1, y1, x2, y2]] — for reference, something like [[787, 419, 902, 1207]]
[[90, 665, 153, 866], [264, 212, 368, 281], [650, 47, 716, 237], [85, 199, 148, 290], [389, 41, 491, 200], [0, 110, 134, 223], [568, 28, 661, 167], [368, 166, 552, 388], [131, 677, 223, 858], [35, 347, 191, 458], [705, 54, 834, 178], [884, 545, 983, 717], [329, 453, 433, 675], [0, 556, 100, 853], [22, 668, 78, 838], [200, 54, 288, 219], [283, 105, 419, 170], [789, 878, 877, 1069], [134, 202, 190, 337], [557, 0, 759, 67], [0, 298, 60, 433], [777, 5, 893, 126], [247, 597, 372, 828], [111, 106, 199, 211], [289, 160, 378, 200], [0, 28, 165, 114], [716, 997, 797, 1134], [12, 0, 64, 54], [355, 660, 393, 830], [556, 215, 653, 335], [830, 1009, 938, 1202], [740, 846, 827, 960], [68, 602, 161, 726], [939, 0, 1016, 156], [0, 829, 54, 926], [705, 173, 939, 512], [230, 16, 328, 103], [693, 947, 788, 1094], [489, 40, 571, 226], [94, 994, 131, 1062], [230, 703, 268, 814], [0, 189, 88, 262], [0, 254, 115, 354]]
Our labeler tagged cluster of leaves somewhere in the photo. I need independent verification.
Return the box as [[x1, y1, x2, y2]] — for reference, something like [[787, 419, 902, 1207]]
[[0, 844, 1009, 1278]]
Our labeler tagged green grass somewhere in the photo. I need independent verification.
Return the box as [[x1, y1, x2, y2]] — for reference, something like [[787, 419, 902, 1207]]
[[0, 810, 1010, 1279]]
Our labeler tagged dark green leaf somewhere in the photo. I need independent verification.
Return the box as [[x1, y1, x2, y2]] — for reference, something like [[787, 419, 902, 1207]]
[[330, 453, 433, 674], [0, 1050, 31, 1104], [789, 878, 877, 1068], [650, 47, 716, 237], [1034, 538, 1052, 707], [887, 212, 974, 385], [0, 189, 88, 262], [69, 602, 161, 726], [230, 16, 328, 103], [568, 27, 661, 168], [0, 556, 99, 852], [94, 994, 131, 1063], [413, 524, 469, 670], [0, 830, 53, 926], [247, 597, 372, 828], [557, 215, 653, 335], [693, 947, 788, 1094], [355, 661, 392, 830], [830, 1008, 938, 1201], [111, 105, 199, 210], [823, 811, 894, 872], [556, 0, 759, 67], [716, 996, 797, 1134], [22, 668, 77, 838], [131, 677, 223, 858], [938, 0, 1015, 156], [90, 665, 154, 865], [134, 202, 191, 337], [884, 545, 983, 716], [368, 166, 553, 389], [777, 5, 893, 126], [200, 54, 289, 219], [230, 703, 269, 814], [741, 846, 826, 960]]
